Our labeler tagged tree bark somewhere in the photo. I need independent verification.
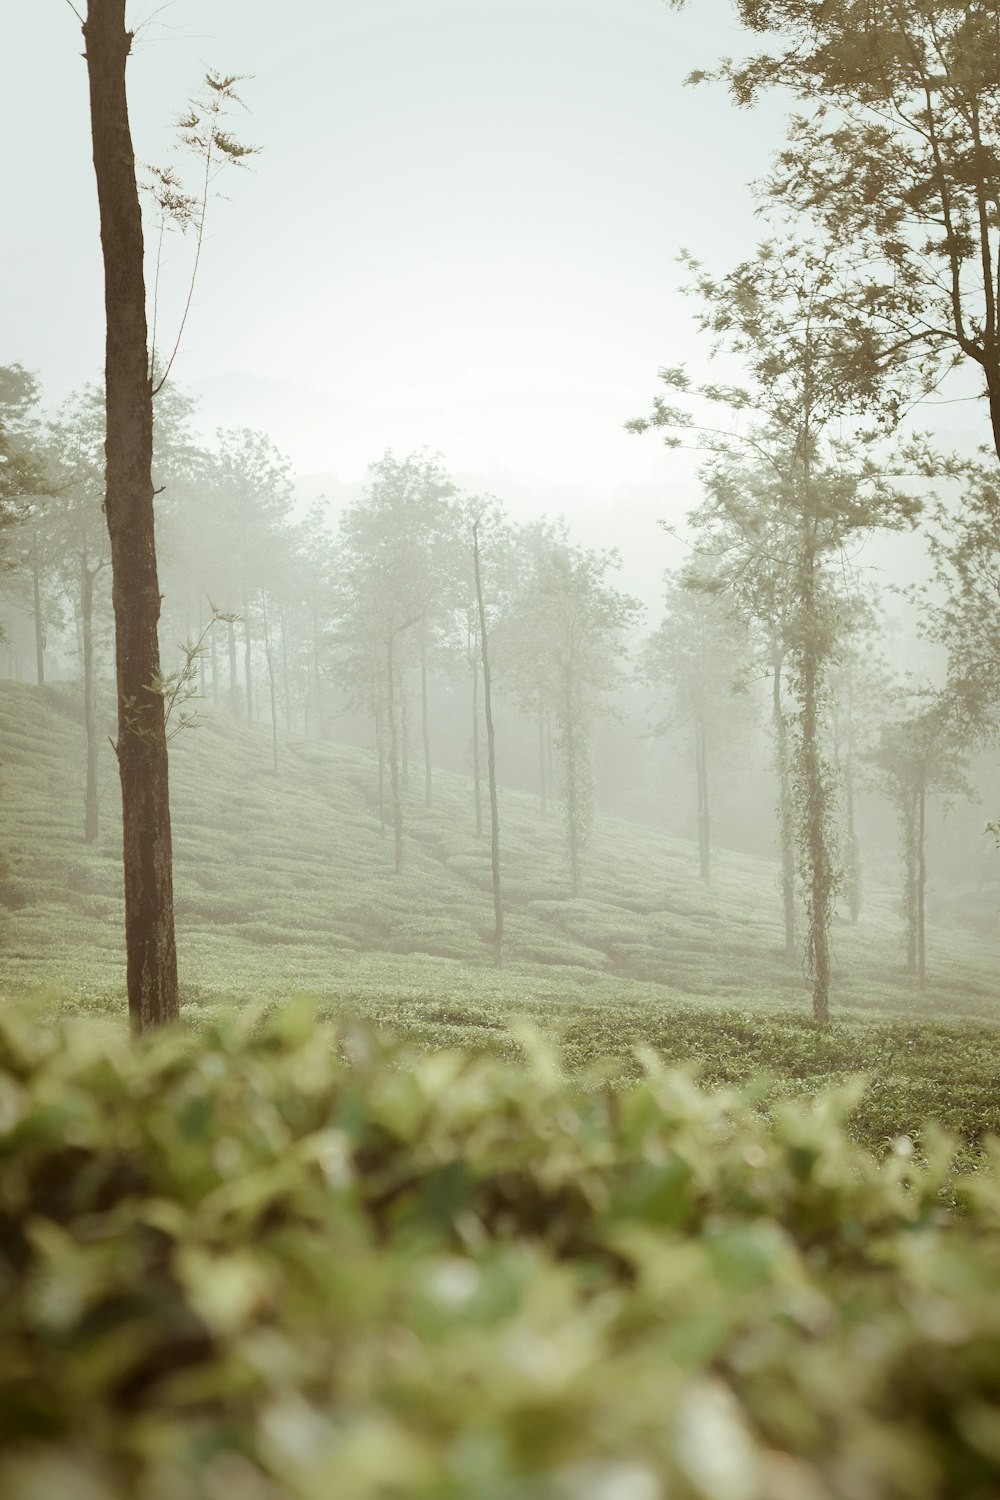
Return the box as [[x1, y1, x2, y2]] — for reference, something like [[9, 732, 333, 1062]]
[[473, 522, 503, 964], [83, 0, 178, 1032]]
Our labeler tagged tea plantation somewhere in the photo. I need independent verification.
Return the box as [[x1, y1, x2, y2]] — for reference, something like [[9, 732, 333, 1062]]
[[2, 683, 1000, 1496]]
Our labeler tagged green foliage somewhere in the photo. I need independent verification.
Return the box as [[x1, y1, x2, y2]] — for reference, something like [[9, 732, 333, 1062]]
[[0, 1004, 998, 1498]]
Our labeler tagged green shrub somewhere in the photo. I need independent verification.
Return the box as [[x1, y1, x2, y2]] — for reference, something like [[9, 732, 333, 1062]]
[[0, 1005, 998, 1498]]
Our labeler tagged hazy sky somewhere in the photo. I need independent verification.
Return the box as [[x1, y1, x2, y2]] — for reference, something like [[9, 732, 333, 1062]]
[[5, 1, 978, 602]]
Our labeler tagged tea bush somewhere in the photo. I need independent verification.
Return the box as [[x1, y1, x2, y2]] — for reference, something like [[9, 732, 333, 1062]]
[[0, 1004, 998, 1498]]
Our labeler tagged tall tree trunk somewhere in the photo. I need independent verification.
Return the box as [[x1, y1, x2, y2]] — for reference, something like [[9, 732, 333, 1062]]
[[473, 522, 503, 964], [844, 659, 861, 922], [375, 702, 386, 837], [421, 638, 432, 808], [472, 641, 483, 838], [799, 547, 832, 1025], [84, 0, 178, 1031], [82, 561, 99, 844], [903, 792, 918, 974], [261, 592, 278, 774], [243, 596, 254, 727], [32, 530, 45, 686], [563, 673, 582, 898], [772, 653, 796, 959], [917, 767, 926, 988], [695, 712, 710, 883], [280, 606, 292, 732], [386, 639, 404, 872], [227, 617, 239, 713], [399, 668, 409, 797]]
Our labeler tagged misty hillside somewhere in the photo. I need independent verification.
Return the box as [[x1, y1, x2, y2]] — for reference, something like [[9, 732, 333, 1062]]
[[2, 680, 998, 1036]]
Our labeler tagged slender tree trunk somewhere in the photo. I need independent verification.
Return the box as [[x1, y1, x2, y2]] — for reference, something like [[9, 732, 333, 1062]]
[[261, 592, 278, 774], [903, 792, 918, 974], [375, 702, 386, 837], [280, 606, 292, 732], [399, 668, 409, 796], [473, 521, 503, 964], [563, 674, 581, 898], [472, 643, 483, 838], [243, 596, 254, 727], [772, 655, 796, 959], [917, 768, 926, 988], [695, 712, 710, 883], [799, 547, 832, 1024], [84, 0, 178, 1031], [82, 562, 99, 844], [537, 696, 547, 817], [227, 617, 239, 713], [421, 638, 432, 808], [844, 661, 861, 922], [387, 639, 403, 872], [32, 531, 45, 686]]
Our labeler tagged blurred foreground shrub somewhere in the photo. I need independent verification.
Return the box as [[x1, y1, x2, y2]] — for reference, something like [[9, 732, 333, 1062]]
[[0, 1004, 998, 1498]]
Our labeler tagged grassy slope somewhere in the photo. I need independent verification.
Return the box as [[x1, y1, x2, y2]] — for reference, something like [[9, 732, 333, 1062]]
[[1, 678, 996, 1012], [1, 679, 999, 1149]]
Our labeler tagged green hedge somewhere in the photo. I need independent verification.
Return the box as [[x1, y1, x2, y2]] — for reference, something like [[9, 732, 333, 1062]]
[[0, 1004, 998, 1498]]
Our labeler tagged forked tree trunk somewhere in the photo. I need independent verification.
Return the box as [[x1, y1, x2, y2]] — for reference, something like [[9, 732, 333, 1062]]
[[83, 0, 178, 1031]]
